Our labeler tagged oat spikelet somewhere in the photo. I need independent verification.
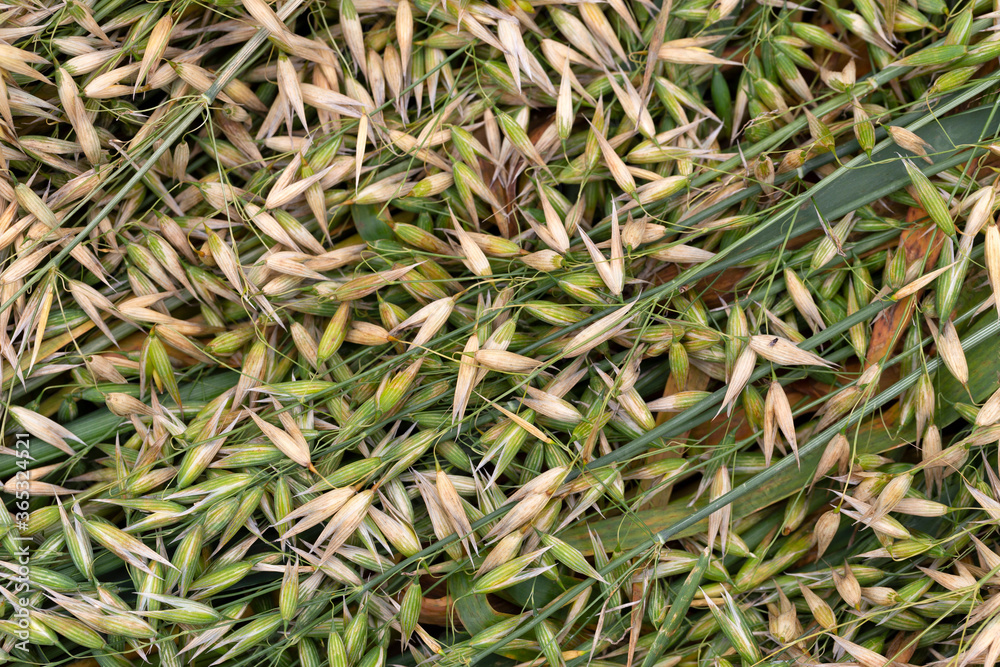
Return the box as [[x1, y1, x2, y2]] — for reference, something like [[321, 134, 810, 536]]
[[56, 67, 102, 165], [556, 59, 574, 141], [591, 120, 636, 195], [248, 410, 313, 472], [520, 386, 583, 424], [475, 349, 541, 373], [9, 406, 85, 456], [798, 582, 836, 630], [137, 15, 172, 91], [484, 473, 562, 542], [437, 469, 477, 556], [831, 563, 861, 608], [206, 231, 245, 294], [452, 333, 480, 426], [784, 268, 825, 332], [814, 509, 840, 561], [927, 317, 968, 388], [764, 381, 798, 466], [82, 519, 175, 575], [451, 215, 492, 277], [479, 531, 523, 574], [827, 635, 899, 667], [67, 279, 118, 345], [497, 21, 525, 93], [887, 125, 933, 163], [987, 224, 1000, 319], [749, 335, 835, 367], [921, 424, 943, 494], [892, 262, 955, 301], [277, 54, 307, 131], [868, 472, 911, 524], [977, 386, 1000, 427], [812, 433, 849, 489], [279, 488, 355, 540], [580, 4, 627, 62], [648, 244, 716, 263], [241, 0, 290, 38], [392, 297, 454, 348], [577, 211, 623, 296], [719, 345, 756, 416], [706, 464, 731, 553], [354, 113, 369, 190], [562, 302, 637, 358], [965, 187, 996, 240], [537, 185, 570, 254], [317, 489, 374, 563], [396, 0, 413, 80]]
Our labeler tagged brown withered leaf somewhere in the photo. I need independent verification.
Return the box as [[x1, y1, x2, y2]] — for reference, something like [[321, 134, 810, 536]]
[[866, 211, 944, 368]]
